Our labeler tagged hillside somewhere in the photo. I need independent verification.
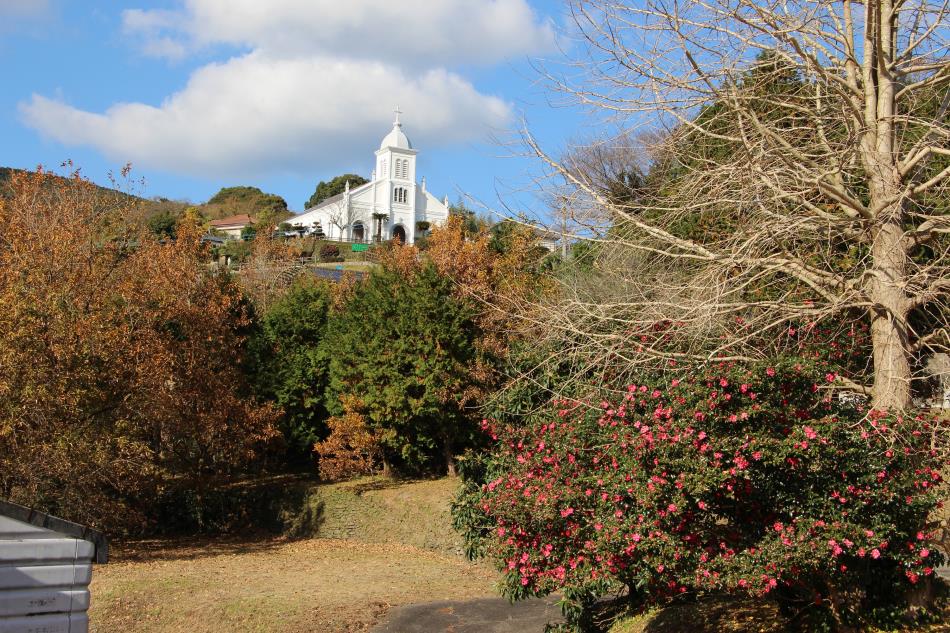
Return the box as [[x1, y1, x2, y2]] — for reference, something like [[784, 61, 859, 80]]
[[1, 166, 290, 225]]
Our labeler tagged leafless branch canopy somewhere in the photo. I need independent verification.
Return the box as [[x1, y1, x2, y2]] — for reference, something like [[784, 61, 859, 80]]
[[521, 0, 949, 409]]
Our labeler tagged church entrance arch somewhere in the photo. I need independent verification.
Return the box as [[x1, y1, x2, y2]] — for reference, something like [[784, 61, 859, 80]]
[[352, 222, 365, 242], [392, 224, 407, 243]]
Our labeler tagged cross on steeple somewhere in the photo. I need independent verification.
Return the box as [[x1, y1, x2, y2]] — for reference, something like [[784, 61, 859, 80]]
[[393, 106, 402, 126]]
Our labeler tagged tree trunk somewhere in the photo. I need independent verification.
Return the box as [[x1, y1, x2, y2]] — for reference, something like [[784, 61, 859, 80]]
[[868, 218, 912, 410], [442, 435, 456, 477], [864, 4, 912, 411]]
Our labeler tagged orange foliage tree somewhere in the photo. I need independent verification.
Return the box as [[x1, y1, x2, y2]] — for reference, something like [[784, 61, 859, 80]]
[[313, 395, 380, 481], [0, 167, 280, 531]]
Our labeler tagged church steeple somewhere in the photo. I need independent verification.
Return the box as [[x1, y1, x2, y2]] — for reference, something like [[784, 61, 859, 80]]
[[379, 106, 412, 150]]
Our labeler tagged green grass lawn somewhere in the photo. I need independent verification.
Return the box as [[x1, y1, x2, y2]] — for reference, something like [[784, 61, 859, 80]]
[[311, 261, 379, 272]]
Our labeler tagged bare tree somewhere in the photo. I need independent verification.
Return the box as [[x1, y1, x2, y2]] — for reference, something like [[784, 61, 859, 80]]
[[524, 0, 949, 410], [326, 201, 361, 241]]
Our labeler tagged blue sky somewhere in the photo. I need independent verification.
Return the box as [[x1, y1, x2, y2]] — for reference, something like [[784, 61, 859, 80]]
[[2, 0, 593, 216]]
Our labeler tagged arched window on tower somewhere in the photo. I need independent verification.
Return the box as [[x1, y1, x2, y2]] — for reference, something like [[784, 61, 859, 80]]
[[393, 187, 408, 204]]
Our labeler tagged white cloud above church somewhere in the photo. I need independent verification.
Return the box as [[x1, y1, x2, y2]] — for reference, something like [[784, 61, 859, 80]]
[[121, 0, 555, 66], [19, 0, 555, 180]]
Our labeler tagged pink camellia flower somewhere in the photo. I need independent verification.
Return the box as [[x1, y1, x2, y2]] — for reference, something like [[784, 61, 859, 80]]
[[560, 507, 574, 518], [719, 378, 729, 387], [766, 367, 776, 377], [671, 379, 680, 387], [871, 548, 881, 559], [920, 548, 930, 558], [803, 426, 818, 440], [825, 373, 837, 382], [497, 527, 506, 536]]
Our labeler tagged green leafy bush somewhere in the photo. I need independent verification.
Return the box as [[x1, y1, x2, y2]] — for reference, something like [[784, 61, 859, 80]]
[[248, 281, 333, 464], [325, 263, 483, 474]]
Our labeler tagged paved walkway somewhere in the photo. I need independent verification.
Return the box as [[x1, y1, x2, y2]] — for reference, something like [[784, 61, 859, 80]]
[[370, 596, 564, 633]]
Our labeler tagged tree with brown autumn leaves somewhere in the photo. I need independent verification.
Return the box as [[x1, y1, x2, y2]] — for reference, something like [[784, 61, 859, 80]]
[[0, 167, 280, 531]]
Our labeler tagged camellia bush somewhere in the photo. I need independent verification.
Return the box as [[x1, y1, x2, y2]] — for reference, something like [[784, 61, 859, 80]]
[[453, 358, 946, 630]]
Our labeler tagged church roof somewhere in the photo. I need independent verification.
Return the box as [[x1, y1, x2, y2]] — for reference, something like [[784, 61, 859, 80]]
[[309, 192, 344, 210], [379, 108, 412, 150], [380, 124, 412, 150]]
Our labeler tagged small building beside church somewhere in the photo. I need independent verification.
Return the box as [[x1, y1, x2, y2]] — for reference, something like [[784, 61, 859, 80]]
[[209, 213, 256, 240], [293, 111, 449, 245]]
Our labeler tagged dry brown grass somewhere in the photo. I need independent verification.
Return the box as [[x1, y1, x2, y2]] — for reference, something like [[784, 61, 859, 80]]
[[88, 477, 497, 632], [89, 537, 497, 633]]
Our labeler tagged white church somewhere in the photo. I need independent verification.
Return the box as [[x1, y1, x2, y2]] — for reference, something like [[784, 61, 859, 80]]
[[293, 110, 450, 245]]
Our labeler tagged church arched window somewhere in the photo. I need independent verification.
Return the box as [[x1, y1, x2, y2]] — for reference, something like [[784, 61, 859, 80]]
[[393, 187, 408, 204]]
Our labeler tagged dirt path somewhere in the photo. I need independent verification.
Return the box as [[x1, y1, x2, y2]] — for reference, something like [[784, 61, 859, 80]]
[[89, 537, 498, 633], [370, 596, 564, 633]]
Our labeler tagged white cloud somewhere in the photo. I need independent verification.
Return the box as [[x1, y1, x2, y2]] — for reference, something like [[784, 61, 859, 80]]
[[122, 0, 555, 65], [21, 52, 511, 178], [22, 0, 552, 181]]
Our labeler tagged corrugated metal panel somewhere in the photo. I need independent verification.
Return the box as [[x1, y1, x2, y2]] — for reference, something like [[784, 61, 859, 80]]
[[0, 504, 106, 633], [0, 589, 89, 617], [0, 612, 88, 633]]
